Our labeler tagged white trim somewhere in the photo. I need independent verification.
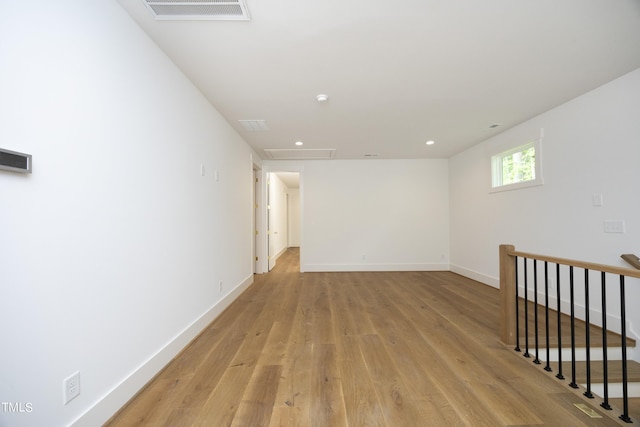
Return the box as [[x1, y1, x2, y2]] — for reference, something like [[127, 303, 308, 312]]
[[589, 382, 640, 399], [536, 346, 624, 363], [490, 130, 544, 193], [303, 263, 449, 272], [70, 274, 255, 427], [270, 245, 288, 269], [489, 177, 544, 193], [449, 264, 499, 288]]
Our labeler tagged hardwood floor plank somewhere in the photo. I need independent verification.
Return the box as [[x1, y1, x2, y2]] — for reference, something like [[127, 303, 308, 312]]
[[231, 364, 282, 427], [257, 273, 300, 367], [329, 279, 389, 427], [309, 343, 347, 427], [336, 272, 378, 335], [310, 274, 335, 345], [172, 327, 247, 410], [191, 363, 255, 426], [105, 378, 184, 427], [158, 408, 199, 427], [270, 272, 315, 426], [333, 335, 387, 427], [259, 321, 292, 367], [358, 333, 436, 426], [267, 407, 296, 427], [191, 275, 284, 425]]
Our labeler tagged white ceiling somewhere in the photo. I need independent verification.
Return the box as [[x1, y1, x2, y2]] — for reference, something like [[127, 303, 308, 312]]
[[117, 0, 640, 160]]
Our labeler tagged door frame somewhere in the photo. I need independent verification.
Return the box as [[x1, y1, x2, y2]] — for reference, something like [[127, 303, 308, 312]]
[[258, 165, 304, 273]]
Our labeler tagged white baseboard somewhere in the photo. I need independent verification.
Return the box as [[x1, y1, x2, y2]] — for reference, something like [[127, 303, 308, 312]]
[[302, 263, 449, 272], [535, 346, 624, 362], [449, 264, 499, 288], [269, 246, 289, 270], [71, 274, 254, 427]]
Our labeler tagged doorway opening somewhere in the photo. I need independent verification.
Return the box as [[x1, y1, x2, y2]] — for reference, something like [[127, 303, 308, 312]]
[[267, 171, 301, 272]]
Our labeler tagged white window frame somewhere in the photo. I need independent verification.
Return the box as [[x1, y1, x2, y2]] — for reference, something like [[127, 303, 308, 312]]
[[490, 137, 543, 193]]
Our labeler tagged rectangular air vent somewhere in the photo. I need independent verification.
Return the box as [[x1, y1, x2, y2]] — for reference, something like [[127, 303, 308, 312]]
[[264, 149, 336, 160], [0, 148, 32, 173], [143, 0, 250, 21], [239, 120, 269, 131]]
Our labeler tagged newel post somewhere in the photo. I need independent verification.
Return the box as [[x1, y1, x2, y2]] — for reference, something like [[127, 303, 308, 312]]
[[500, 244, 517, 345]]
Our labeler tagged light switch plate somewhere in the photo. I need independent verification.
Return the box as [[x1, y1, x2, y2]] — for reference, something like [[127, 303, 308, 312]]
[[592, 193, 603, 207], [604, 220, 625, 233]]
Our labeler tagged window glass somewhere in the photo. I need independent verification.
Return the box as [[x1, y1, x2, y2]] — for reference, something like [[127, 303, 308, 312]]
[[491, 139, 542, 192]]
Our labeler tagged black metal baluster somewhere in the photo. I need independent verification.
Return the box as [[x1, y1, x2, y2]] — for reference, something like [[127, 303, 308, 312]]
[[533, 259, 541, 364], [524, 258, 530, 358], [600, 271, 611, 410], [544, 261, 552, 372], [556, 263, 564, 380], [515, 256, 521, 352], [619, 275, 632, 423], [569, 266, 578, 389], [584, 269, 593, 398]]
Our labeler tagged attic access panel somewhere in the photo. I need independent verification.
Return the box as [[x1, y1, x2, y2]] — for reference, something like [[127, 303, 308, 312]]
[[142, 0, 250, 21], [264, 149, 336, 160]]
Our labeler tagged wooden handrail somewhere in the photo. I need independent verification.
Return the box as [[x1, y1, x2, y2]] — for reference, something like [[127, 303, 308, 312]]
[[621, 253, 640, 271], [499, 244, 640, 346], [505, 248, 640, 279]]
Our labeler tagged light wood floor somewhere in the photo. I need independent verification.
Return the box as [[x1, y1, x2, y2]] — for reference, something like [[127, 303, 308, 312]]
[[106, 248, 633, 426]]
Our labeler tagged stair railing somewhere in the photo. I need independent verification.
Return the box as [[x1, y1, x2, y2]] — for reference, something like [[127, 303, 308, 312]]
[[622, 254, 640, 271], [500, 244, 640, 423]]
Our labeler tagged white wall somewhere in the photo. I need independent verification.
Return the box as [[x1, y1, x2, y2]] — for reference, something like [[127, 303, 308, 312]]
[[268, 173, 289, 268], [288, 189, 301, 247], [450, 68, 640, 343], [264, 159, 450, 272], [0, 1, 255, 426]]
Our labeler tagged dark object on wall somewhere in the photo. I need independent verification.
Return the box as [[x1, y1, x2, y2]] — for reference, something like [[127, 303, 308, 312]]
[[0, 148, 32, 173]]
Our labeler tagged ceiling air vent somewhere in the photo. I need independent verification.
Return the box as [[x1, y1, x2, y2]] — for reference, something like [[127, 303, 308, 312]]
[[238, 120, 269, 131], [264, 149, 336, 160], [142, 0, 250, 21]]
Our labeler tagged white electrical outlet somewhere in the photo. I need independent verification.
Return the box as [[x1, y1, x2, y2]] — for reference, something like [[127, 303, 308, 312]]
[[63, 371, 80, 405]]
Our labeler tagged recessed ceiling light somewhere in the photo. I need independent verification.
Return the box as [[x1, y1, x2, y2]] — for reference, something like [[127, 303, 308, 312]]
[[426, 140, 435, 145], [295, 141, 304, 146], [316, 94, 329, 103]]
